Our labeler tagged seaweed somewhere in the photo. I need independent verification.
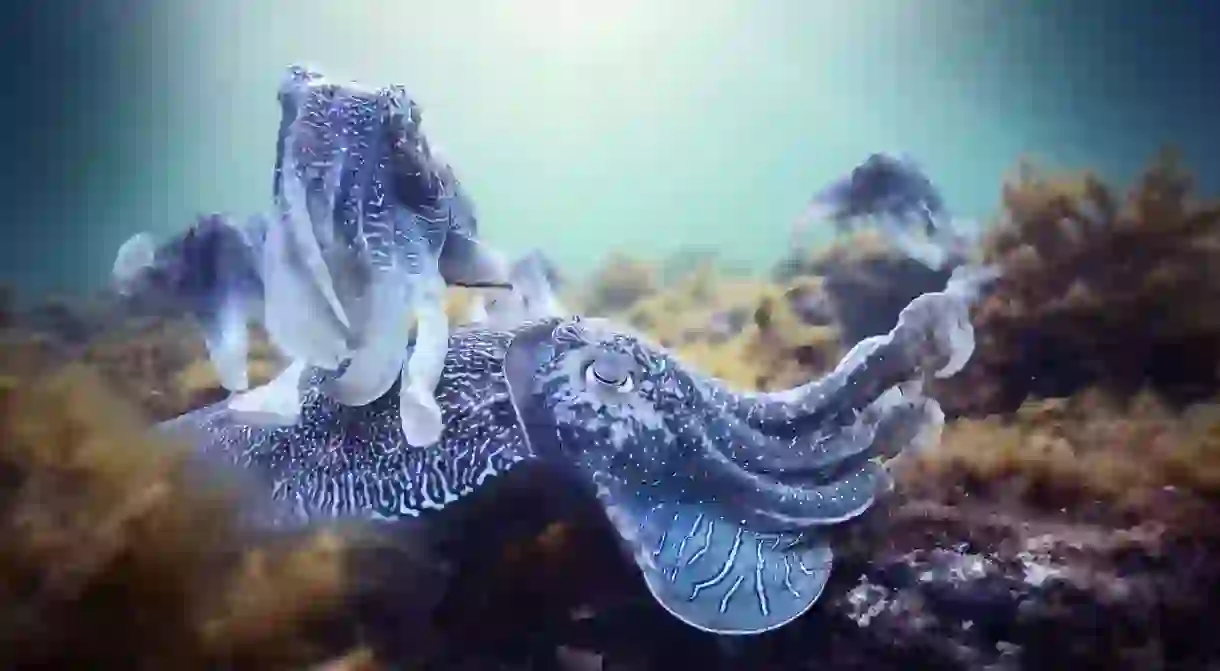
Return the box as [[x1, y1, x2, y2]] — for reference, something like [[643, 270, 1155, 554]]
[[938, 150, 1220, 415], [0, 357, 353, 669], [578, 252, 659, 316], [621, 269, 842, 391], [901, 388, 1220, 526]]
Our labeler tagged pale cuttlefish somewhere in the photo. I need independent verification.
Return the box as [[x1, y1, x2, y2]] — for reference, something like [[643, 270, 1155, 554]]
[[263, 64, 511, 447], [113, 65, 512, 444], [465, 249, 569, 328], [158, 269, 989, 636], [110, 190, 505, 426], [795, 152, 974, 268]]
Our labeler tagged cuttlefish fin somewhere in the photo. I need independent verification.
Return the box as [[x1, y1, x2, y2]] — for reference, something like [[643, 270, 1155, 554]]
[[261, 215, 350, 370], [227, 359, 309, 426], [599, 493, 832, 635], [398, 276, 448, 447], [199, 298, 251, 392], [323, 271, 413, 407]]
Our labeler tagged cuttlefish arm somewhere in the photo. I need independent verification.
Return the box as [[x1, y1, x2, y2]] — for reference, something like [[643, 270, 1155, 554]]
[[322, 229, 449, 447], [504, 278, 981, 635], [227, 218, 347, 426], [730, 264, 994, 438], [400, 268, 449, 448], [112, 229, 256, 392], [273, 66, 355, 332]]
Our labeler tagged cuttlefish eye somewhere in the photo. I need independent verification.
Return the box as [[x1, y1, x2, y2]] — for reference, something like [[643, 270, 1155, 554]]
[[585, 351, 636, 392]]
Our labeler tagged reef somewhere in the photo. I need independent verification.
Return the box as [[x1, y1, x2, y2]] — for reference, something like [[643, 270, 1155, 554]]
[[2, 150, 1220, 670]]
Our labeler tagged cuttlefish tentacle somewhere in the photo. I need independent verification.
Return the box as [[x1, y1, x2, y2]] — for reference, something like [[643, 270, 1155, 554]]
[[503, 304, 975, 634], [398, 263, 449, 446], [274, 82, 353, 332], [161, 278, 980, 636], [728, 266, 989, 437], [679, 278, 981, 481]]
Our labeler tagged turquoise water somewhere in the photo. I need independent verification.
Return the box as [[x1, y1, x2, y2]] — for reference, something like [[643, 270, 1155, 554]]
[[4, 0, 1218, 295]]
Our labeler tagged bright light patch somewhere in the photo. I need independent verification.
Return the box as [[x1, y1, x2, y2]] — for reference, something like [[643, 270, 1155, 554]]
[[495, 0, 651, 54]]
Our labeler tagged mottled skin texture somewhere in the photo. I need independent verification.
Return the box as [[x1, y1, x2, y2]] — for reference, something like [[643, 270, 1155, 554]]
[[273, 64, 505, 301], [161, 280, 978, 635], [814, 153, 948, 233], [266, 65, 511, 446]]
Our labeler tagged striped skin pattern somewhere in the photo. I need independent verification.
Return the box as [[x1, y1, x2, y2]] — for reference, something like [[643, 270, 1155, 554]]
[[160, 272, 982, 635], [160, 327, 533, 527], [609, 499, 835, 636]]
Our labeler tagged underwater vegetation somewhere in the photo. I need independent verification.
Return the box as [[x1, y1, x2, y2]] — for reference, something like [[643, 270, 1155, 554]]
[[938, 150, 1220, 416], [907, 388, 1220, 523], [620, 269, 841, 391], [577, 251, 660, 317], [3, 57, 1220, 669], [0, 358, 353, 670]]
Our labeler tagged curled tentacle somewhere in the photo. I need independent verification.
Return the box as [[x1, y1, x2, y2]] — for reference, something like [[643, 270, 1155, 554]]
[[729, 265, 994, 439]]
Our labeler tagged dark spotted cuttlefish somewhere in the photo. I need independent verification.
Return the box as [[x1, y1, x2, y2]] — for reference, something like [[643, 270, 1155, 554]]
[[158, 272, 985, 636]]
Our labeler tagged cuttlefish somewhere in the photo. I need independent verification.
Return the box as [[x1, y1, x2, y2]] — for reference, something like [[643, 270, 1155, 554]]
[[112, 214, 267, 393], [795, 152, 973, 269], [113, 65, 511, 443], [159, 270, 987, 636], [264, 65, 511, 446]]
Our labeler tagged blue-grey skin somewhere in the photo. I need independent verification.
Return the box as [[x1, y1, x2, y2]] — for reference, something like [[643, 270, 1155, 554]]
[[113, 213, 267, 392], [158, 278, 981, 636], [271, 64, 509, 312], [270, 65, 510, 446], [114, 68, 509, 417], [810, 152, 948, 235], [798, 152, 979, 269]]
